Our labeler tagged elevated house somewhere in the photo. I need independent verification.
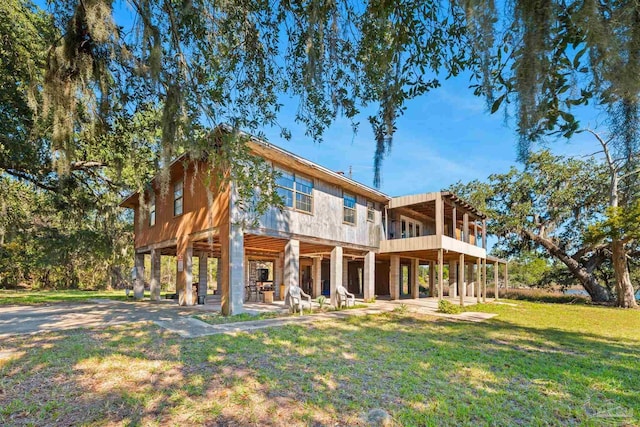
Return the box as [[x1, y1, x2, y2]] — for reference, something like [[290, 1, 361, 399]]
[[120, 129, 508, 314]]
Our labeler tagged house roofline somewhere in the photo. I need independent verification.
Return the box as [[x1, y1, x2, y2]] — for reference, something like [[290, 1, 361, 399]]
[[119, 124, 390, 208]]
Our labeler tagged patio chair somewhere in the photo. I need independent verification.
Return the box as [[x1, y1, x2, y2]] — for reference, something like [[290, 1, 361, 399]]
[[288, 284, 311, 315], [336, 285, 355, 309], [246, 282, 260, 302]]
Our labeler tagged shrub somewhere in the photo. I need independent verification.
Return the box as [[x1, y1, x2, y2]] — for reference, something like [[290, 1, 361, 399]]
[[493, 288, 590, 304], [392, 303, 409, 314], [438, 299, 463, 314], [317, 296, 326, 309]]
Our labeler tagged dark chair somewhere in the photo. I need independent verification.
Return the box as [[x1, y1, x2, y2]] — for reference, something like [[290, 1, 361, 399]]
[[246, 282, 260, 302]]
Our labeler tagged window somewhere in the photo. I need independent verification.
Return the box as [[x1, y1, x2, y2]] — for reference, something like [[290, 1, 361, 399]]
[[295, 175, 313, 213], [149, 193, 156, 226], [343, 192, 356, 224], [400, 215, 423, 238], [275, 168, 313, 213], [173, 180, 183, 216], [367, 201, 375, 222]]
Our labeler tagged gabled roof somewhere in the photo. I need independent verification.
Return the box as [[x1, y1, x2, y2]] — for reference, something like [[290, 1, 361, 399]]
[[388, 191, 487, 220], [119, 124, 390, 208]]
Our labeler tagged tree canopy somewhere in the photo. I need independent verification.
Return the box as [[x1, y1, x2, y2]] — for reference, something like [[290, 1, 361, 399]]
[[451, 150, 640, 304], [3, 0, 640, 299]]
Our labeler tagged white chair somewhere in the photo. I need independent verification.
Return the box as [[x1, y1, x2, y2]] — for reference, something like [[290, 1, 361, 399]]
[[336, 285, 355, 308], [288, 284, 312, 315]]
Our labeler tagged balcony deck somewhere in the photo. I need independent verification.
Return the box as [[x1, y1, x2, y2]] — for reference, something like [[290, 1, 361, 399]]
[[379, 234, 486, 259]]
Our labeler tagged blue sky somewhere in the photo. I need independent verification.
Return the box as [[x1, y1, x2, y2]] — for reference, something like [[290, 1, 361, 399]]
[[261, 74, 605, 197], [35, 0, 606, 197]]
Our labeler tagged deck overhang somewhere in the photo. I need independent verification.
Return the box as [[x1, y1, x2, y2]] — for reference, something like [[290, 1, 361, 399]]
[[379, 235, 486, 260]]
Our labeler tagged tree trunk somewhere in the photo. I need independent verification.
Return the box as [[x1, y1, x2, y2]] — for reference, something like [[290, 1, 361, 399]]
[[591, 130, 637, 307], [612, 239, 638, 308], [522, 230, 612, 302]]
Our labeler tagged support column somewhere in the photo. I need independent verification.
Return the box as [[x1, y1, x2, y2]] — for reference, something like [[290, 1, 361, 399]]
[[435, 194, 444, 236], [504, 262, 509, 290], [284, 239, 300, 303], [389, 255, 400, 300], [177, 238, 194, 306], [150, 249, 161, 301], [342, 256, 349, 289], [458, 254, 465, 307], [330, 246, 343, 307], [452, 205, 457, 239], [215, 257, 221, 293], [463, 213, 469, 243], [411, 258, 420, 299], [437, 249, 444, 300], [220, 224, 244, 315], [482, 219, 487, 249], [476, 258, 482, 303], [363, 251, 375, 301], [198, 253, 208, 301], [134, 252, 145, 300], [473, 221, 478, 245], [494, 261, 499, 300], [274, 253, 284, 300], [482, 258, 487, 303], [428, 261, 435, 298], [313, 257, 322, 298], [449, 261, 457, 297]]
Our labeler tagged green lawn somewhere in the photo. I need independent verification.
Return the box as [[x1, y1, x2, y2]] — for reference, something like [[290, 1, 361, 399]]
[[0, 289, 159, 305], [0, 301, 638, 426]]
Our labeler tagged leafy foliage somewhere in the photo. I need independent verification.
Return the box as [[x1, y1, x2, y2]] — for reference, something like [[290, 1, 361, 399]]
[[506, 252, 555, 288], [462, 1, 640, 160], [451, 151, 614, 301], [437, 299, 463, 314]]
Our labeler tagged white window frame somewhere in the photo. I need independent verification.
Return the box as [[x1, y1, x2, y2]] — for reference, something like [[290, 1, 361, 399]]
[[149, 192, 156, 227], [173, 180, 184, 216], [367, 201, 375, 222], [275, 167, 314, 214], [343, 192, 357, 225], [400, 215, 423, 238]]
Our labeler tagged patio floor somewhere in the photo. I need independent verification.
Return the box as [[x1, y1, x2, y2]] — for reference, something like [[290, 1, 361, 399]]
[[187, 294, 494, 316], [153, 295, 498, 337]]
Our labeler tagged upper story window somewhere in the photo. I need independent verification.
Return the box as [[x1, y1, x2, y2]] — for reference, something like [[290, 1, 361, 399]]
[[367, 201, 375, 222], [343, 192, 356, 225], [149, 193, 156, 226], [173, 180, 183, 216], [275, 168, 313, 214]]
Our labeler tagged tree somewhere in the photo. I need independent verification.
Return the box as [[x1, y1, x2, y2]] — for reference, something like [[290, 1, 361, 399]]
[[461, 1, 640, 307], [584, 130, 640, 307], [503, 251, 554, 288], [17, 0, 474, 193], [451, 151, 613, 302]]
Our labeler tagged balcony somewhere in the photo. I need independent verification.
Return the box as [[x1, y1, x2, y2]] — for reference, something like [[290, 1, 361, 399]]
[[380, 191, 487, 258], [380, 234, 486, 258]]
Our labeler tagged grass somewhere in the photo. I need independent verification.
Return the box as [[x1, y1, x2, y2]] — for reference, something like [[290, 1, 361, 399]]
[[194, 311, 283, 325], [0, 300, 639, 426], [195, 303, 371, 325], [0, 289, 168, 305]]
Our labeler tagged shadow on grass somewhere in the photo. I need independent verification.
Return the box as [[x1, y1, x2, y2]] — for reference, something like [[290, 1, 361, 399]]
[[0, 310, 638, 426]]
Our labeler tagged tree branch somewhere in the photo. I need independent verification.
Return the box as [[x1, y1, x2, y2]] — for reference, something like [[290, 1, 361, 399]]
[[3, 169, 57, 191]]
